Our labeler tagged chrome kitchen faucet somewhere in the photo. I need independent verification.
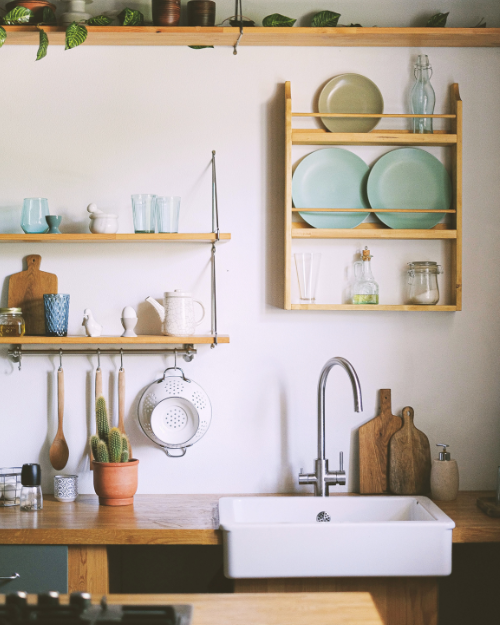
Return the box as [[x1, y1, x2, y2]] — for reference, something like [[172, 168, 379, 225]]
[[298, 357, 363, 497]]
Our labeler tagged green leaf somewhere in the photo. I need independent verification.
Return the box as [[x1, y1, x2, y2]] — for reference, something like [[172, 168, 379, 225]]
[[118, 8, 144, 26], [3, 7, 32, 24], [41, 6, 56, 24], [65, 21, 88, 50], [474, 17, 486, 28], [86, 15, 113, 25], [262, 13, 296, 27], [347, 23, 362, 27], [426, 12, 449, 27], [0, 26, 6, 47], [36, 28, 48, 60], [311, 10, 340, 27], [188, 45, 214, 49]]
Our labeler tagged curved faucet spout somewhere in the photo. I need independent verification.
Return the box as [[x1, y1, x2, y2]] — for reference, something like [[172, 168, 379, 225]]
[[318, 357, 363, 460]]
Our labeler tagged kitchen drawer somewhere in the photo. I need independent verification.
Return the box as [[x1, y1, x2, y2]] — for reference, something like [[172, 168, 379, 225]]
[[0, 546, 67, 593]]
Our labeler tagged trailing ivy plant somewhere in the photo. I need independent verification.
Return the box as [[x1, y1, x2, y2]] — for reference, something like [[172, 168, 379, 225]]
[[311, 10, 341, 27], [0, 6, 143, 58], [426, 12, 449, 27], [262, 13, 296, 27]]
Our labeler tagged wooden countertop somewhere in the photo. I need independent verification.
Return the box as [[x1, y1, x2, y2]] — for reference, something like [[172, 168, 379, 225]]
[[0, 492, 497, 545], [4, 593, 383, 625]]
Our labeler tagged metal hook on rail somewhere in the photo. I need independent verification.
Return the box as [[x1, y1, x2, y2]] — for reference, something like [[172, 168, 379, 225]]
[[58, 349, 63, 372], [97, 348, 101, 371], [119, 348, 124, 372], [174, 348, 177, 370]]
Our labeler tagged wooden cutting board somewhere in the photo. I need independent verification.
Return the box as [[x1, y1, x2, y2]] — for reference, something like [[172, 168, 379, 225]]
[[359, 389, 402, 494], [389, 406, 431, 495], [8, 255, 58, 335]]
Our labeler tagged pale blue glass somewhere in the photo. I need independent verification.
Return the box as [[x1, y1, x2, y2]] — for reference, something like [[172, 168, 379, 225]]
[[44, 294, 70, 337], [21, 198, 49, 234], [155, 196, 180, 233], [132, 194, 156, 233]]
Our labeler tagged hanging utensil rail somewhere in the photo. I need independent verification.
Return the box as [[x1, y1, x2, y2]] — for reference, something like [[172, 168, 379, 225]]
[[9, 346, 196, 370]]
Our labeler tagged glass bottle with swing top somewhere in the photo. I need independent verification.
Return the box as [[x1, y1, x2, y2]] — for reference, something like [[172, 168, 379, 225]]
[[352, 247, 379, 305]]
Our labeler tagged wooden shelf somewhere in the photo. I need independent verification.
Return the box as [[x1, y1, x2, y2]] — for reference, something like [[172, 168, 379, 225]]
[[0, 335, 229, 345], [2, 26, 500, 47], [292, 129, 457, 147], [292, 227, 457, 240], [0, 233, 230, 242], [291, 304, 457, 311]]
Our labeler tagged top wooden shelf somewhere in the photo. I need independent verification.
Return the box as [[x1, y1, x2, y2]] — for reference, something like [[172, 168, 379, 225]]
[[2, 26, 500, 47], [0, 233, 230, 242]]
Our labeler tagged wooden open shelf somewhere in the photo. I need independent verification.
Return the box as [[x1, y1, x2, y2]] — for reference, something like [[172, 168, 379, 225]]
[[284, 82, 462, 311], [0, 233, 230, 242], [292, 304, 457, 311], [0, 335, 228, 345], [2, 26, 500, 47]]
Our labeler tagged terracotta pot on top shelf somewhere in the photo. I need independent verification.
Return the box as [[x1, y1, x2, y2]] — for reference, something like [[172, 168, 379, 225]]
[[92, 458, 139, 506], [152, 0, 180, 26], [5, 0, 56, 23], [187, 0, 215, 26]]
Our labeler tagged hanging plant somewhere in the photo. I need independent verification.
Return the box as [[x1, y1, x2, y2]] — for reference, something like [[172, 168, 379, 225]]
[[188, 45, 214, 49], [262, 13, 296, 27], [42, 6, 56, 23], [2, 6, 31, 23], [311, 10, 341, 27], [86, 15, 112, 25], [0, 5, 56, 59], [118, 7, 144, 26], [65, 20, 87, 49], [36, 27, 48, 59], [0, 26, 6, 47], [426, 12, 449, 27], [64, 9, 144, 52]]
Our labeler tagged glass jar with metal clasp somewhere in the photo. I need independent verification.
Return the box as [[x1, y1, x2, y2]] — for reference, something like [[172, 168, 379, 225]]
[[407, 261, 443, 305], [0, 308, 25, 338]]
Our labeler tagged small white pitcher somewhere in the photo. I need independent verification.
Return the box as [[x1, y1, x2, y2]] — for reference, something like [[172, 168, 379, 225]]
[[146, 290, 205, 337]]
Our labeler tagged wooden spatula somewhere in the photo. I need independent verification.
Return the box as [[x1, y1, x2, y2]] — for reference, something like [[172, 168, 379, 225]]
[[389, 406, 431, 495]]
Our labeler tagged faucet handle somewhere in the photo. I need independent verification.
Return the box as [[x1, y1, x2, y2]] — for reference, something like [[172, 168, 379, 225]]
[[339, 451, 344, 473]]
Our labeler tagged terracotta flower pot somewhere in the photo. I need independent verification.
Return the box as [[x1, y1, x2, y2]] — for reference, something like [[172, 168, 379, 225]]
[[92, 459, 139, 506], [5, 0, 56, 23]]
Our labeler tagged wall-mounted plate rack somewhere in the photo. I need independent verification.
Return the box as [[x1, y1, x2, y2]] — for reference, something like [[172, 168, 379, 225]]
[[284, 82, 462, 312], [1, 26, 500, 48]]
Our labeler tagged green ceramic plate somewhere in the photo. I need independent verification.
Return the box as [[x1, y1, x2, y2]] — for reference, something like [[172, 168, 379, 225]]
[[319, 74, 384, 134], [367, 148, 452, 229], [292, 148, 369, 229]]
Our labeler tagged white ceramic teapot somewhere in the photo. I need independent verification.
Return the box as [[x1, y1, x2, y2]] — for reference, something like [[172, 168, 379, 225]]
[[146, 291, 205, 337]]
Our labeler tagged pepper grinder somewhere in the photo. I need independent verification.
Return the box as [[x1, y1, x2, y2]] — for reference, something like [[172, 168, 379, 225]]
[[430, 444, 459, 501], [20, 464, 43, 511]]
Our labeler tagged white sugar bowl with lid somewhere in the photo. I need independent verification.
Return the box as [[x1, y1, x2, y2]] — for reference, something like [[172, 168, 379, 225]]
[[87, 203, 119, 234], [146, 290, 205, 336]]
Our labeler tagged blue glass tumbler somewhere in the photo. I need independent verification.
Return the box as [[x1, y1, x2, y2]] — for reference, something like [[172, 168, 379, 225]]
[[21, 198, 50, 234], [43, 294, 70, 337]]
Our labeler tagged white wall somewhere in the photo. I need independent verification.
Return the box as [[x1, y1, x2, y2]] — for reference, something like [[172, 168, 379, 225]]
[[1, 0, 500, 495]]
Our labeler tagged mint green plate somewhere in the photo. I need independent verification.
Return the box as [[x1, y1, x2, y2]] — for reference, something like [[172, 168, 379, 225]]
[[292, 148, 369, 229], [367, 148, 452, 229]]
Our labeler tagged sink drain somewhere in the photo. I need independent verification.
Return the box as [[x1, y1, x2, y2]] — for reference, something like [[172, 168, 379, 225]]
[[316, 511, 331, 522]]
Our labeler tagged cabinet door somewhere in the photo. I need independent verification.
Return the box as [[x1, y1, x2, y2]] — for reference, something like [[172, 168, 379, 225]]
[[0, 546, 67, 593]]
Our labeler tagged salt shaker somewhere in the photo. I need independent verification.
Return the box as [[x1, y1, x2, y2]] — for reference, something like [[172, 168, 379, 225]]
[[20, 464, 43, 511]]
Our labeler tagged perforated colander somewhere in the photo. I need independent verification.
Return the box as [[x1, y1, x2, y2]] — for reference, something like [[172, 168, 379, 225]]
[[138, 366, 212, 458]]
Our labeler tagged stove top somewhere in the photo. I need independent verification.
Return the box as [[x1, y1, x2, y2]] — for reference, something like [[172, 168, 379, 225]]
[[0, 592, 193, 625]]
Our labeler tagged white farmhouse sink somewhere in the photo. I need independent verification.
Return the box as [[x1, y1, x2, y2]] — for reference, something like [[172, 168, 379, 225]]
[[219, 496, 455, 578]]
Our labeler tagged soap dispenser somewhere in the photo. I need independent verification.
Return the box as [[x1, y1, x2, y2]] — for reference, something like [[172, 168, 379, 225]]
[[430, 444, 459, 501]]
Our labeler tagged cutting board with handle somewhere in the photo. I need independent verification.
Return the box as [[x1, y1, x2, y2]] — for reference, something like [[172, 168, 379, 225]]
[[8, 255, 58, 335], [389, 406, 431, 495], [359, 389, 402, 494]]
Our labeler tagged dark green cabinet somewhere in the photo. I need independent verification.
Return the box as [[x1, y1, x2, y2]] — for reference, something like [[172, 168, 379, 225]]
[[0, 546, 67, 593]]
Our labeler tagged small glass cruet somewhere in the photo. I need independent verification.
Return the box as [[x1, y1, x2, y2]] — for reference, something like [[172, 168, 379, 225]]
[[352, 247, 379, 305], [410, 54, 436, 134]]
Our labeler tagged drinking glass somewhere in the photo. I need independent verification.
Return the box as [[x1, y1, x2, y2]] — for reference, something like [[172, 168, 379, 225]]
[[21, 198, 49, 234], [132, 194, 156, 233], [156, 196, 180, 233], [44, 294, 70, 337], [295, 253, 321, 302]]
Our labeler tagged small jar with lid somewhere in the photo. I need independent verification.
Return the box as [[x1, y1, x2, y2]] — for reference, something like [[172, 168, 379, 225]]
[[0, 308, 25, 338], [407, 261, 442, 305]]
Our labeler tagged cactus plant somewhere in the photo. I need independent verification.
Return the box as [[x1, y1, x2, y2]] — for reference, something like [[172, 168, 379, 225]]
[[91, 395, 130, 463]]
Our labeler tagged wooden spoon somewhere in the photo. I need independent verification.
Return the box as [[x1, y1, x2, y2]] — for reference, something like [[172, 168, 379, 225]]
[[49, 367, 69, 470]]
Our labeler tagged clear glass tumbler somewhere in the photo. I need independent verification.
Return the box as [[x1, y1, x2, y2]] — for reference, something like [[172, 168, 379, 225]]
[[294, 253, 321, 302], [155, 196, 181, 233], [21, 198, 49, 234], [132, 194, 156, 233], [43, 294, 70, 337]]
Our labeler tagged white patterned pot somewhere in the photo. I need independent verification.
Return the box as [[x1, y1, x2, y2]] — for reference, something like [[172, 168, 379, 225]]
[[164, 290, 205, 337], [54, 475, 78, 502]]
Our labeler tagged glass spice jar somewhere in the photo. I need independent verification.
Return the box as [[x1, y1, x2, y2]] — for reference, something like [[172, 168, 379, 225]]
[[407, 261, 442, 305], [0, 308, 25, 338]]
